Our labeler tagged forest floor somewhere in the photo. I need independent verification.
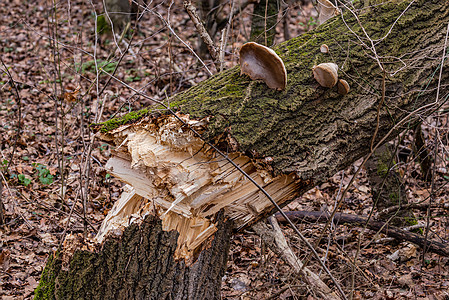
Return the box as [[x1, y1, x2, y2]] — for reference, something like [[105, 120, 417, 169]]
[[0, 0, 448, 299]]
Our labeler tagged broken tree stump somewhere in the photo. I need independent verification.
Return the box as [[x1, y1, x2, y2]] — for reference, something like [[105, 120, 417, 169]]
[[35, 1, 449, 298]]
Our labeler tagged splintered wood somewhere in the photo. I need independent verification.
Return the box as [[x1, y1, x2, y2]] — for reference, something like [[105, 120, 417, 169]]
[[96, 114, 303, 260]]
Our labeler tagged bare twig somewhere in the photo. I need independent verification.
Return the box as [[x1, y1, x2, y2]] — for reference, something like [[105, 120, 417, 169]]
[[370, 69, 386, 152], [0, 178, 4, 225], [422, 21, 449, 264], [0, 56, 22, 173], [216, 0, 256, 32], [153, 10, 213, 76], [381, 200, 449, 215], [253, 217, 341, 300], [219, 0, 235, 72], [0, 171, 33, 229], [184, 0, 219, 66], [276, 211, 449, 257]]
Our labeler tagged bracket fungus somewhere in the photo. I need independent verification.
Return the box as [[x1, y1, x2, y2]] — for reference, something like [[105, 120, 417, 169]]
[[320, 44, 329, 53], [312, 63, 338, 88], [239, 42, 287, 90], [337, 79, 350, 95], [317, 0, 339, 25]]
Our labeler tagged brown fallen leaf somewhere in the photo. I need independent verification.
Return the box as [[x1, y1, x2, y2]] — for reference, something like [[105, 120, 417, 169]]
[[24, 276, 38, 297], [397, 273, 413, 287], [0, 248, 11, 271]]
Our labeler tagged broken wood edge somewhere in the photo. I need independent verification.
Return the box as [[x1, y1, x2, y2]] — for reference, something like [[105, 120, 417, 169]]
[[89, 112, 308, 262], [276, 211, 449, 257]]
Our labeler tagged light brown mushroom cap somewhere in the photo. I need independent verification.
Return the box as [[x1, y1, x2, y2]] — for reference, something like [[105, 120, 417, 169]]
[[239, 42, 287, 90], [337, 79, 350, 95], [312, 63, 338, 88], [317, 0, 339, 25], [320, 44, 329, 53]]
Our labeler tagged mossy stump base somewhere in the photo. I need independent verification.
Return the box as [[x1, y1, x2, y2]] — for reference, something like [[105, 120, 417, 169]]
[[34, 215, 232, 300]]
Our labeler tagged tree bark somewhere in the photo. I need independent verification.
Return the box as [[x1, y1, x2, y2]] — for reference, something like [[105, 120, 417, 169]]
[[39, 0, 449, 298], [413, 123, 433, 181], [165, 0, 448, 189], [103, 0, 140, 32], [34, 214, 232, 300]]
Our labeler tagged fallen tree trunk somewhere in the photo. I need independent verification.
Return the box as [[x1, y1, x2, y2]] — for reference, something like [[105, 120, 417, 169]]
[[275, 211, 449, 257], [37, 0, 449, 298]]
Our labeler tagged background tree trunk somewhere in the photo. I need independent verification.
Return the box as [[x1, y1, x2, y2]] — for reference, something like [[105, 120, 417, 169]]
[[413, 123, 433, 181], [365, 144, 416, 226], [250, 0, 279, 46], [38, 1, 449, 298]]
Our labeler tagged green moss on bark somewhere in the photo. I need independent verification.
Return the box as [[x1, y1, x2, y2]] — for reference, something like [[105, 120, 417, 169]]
[[93, 108, 150, 133], [93, 0, 448, 182], [34, 252, 61, 300]]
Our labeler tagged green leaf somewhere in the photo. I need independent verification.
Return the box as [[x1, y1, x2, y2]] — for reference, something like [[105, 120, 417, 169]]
[[39, 174, 54, 185], [18, 174, 31, 186]]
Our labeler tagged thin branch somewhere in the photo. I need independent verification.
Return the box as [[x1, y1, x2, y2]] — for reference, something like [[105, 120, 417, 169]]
[[252, 217, 341, 300], [219, 0, 235, 72], [276, 211, 449, 257], [153, 10, 213, 76], [0, 56, 22, 173], [184, 0, 219, 66]]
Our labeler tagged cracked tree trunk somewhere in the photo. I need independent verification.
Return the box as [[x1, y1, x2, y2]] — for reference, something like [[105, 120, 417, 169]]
[[36, 1, 449, 299]]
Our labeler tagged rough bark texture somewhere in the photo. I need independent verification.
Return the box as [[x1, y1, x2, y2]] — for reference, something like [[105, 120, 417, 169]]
[[34, 214, 232, 300], [413, 124, 433, 181], [163, 0, 448, 184]]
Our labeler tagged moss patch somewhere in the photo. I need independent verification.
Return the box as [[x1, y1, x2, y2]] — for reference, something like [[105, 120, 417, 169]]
[[92, 108, 150, 133], [34, 252, 61, 300], [96, 15, 111, 35]]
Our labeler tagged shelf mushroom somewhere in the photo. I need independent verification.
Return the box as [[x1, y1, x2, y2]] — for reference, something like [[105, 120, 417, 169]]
[[320, 44, 329, 53], [337, 79, 350, 95], [239, 42, 287, 90], [312, 63, 338, 88], [317, 0, 339, 25]]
